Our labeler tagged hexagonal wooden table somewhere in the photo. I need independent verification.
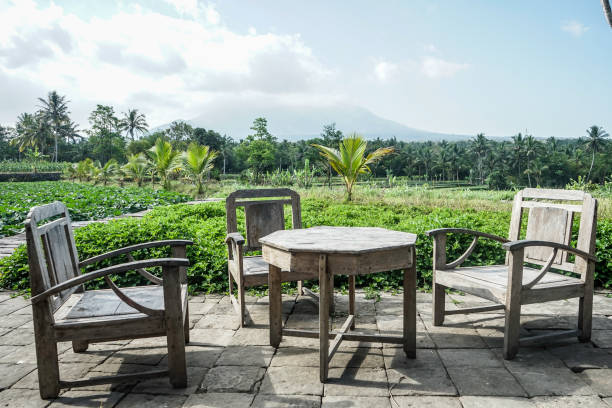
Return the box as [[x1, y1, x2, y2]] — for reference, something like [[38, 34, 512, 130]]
[[260, 226, 418, 382]]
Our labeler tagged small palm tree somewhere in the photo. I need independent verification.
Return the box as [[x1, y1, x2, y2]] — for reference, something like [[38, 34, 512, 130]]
[[122, 153, 150, 187], [94, 159, 119, 185], [313, 133, 394, 201], [182, 142, 218, 197], [583, 125, 609, 182], [147, 138, 181, 189], [120, 109, 148, 141], [76, 158, 94, 182]]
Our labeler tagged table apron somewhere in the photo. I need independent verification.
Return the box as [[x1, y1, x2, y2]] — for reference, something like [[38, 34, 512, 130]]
[[262, 245, 414, 275]]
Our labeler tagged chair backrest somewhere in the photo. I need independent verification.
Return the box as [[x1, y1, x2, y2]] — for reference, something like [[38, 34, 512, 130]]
[[507, 188, 597, 276], [226, 188, 301, 252], [25, 202, 81, 312]]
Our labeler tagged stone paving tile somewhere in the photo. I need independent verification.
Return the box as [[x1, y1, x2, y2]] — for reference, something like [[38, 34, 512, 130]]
[[0, 313, 32, 329], [446, 367, 526, 397], [202, 365, 264, 393], [260, 366, 324, 396], [460, 396, 536, 407], [438, 348, 504, 368], [579, 369, 612, 397], [105, 346, 167, 366], [253, 394, 321, 407], [229, 328, 272, 347], [323, 367, 388, 397], [322, 395, 390, 407], [193, 314, 240, 330], [387, 367, 457, 396], [159, 345, 223, 368], [215, 346, 275, 367], [509, 367, 595, 397], [115, 393, 186, 407], [12, 363, 98, 390], [532, 395, 609, 407], [593, 317, 612, 330], [48, 390, 124, 407], [0, 388, 50, 407], [0, 328, 35, 346], [132, 366, 208, 395], [548, 343, 612, 369], [188, 300, 217, 315], [183, 392, 254, 407], [604, 397, 612, 407], [491, 348, 566, 370], [187, 329, 235, 347], [0, 362, 37, 389], [383, 348, 444, 370], [592, 330, 612, 348], [392, 396, 462, 407]]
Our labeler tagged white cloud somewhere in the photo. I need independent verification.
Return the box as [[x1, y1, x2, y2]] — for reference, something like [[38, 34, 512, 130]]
[[374, 61, 399, 82], [423, 44, 437, 53], [0, 1, 333, 127], [420, 56, 468, 78], [562, 21, 589, 37]]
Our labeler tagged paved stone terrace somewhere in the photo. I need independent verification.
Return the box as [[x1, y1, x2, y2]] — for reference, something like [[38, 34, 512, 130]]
[[0, 290, 611, 407]]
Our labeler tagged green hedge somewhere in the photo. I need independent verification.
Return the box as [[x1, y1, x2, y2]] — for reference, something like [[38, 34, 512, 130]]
[[0, 172, 62, 182], [1, 200, 611, 293]]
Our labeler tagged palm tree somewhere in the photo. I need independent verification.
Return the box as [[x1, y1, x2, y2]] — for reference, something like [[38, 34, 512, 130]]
[[182, 142, 218, 197], [122, 153, 150, 187], [523, 135, 540, 187], [583, 125, 609, 182], [313, 133, 394, 201], [147, 138, 181, 189], [94, 159, 119, 186], [38, 91, 70, 162], [511, 133, 525, 182], [120, 109, 148, 141], [470, 133, 489, 184]]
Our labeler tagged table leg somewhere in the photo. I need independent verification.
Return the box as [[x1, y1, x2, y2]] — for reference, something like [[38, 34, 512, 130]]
[[269, 264, 282, 348], [403, 247, 417, 358], [348, 275, 356, 330], [319, 254, 330, 382]]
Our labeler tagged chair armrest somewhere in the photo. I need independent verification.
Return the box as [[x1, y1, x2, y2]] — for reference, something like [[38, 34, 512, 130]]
[[426, 228, 509, 243], [31, 258, 190, 304], [79, 240, 193, 267], [502, 240, 597, 262], [225, 233, 245, 245]]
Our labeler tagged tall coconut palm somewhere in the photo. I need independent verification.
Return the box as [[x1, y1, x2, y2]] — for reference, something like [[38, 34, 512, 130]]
[[583, 125, 609, 182], [122, 153, 150, 187], [523, 135, 540, 187], [147, 138, 181, 189], [469, 133, 489, 184], [120, 109, 148, 141], [511, 133, 525, 181], [313, 133, 394, 201], [182, 142, 218, 197], [38, 91, 70, 162]]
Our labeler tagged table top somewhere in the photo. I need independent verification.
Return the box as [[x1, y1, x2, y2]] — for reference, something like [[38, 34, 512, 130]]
[[259, 226, 417, 255]]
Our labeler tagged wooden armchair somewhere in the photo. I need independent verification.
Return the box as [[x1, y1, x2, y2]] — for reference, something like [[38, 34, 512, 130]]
[[25, 202, 193, 399], [427, 188, 597, 359], [226, 189, 319, 326]]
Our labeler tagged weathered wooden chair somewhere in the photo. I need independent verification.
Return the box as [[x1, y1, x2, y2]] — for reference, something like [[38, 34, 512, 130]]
[[427, 188, 598, 359], [25, 202, 193, 399], [226, 189, 325, 326]]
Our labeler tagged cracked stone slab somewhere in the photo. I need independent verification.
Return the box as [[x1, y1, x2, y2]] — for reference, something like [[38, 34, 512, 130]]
[[592, 331, 612, 348], [229, 328, 271, 347], [579, 369, 612, 397], [460, 396, 536, 407], [12, 362, 98, 390], [188, 329, 236, 347], [183, 393, 255, 407], [159, 345, 223, 368], [0, 362, 37, 389], [105, 346, 167, 366], [115, 393, 187, 407], [392, 396, 462, 407], [215, 346, 275, 367], [260, 366, 324, 396], [323, 368, 388, 397], [438, 349, 504, 368], [383, 348, 444, 370], [0, 329, 35, 346], [193, 314, 240, 330], [132, 366, 208, 395], [202, 365, 264, 393], [548, 343, 612, 369], [47, 390, 124, 407], [253, 394, 321, 407], [322, 395, 389, 407], [491, 348, 566, 370], [446, 367, 526, 397], [509, 367, 595, 397], [532, 396, 609, 407], [0, 388, 49, 407], [387, 368, 457, 397]]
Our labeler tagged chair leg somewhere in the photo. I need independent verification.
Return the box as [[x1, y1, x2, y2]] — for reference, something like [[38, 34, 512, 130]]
[[297, 280, 304, 296], [238, 279, 246, 328], [578, 293, 593, 342], [184, 303, 190, 344], [72, 340, 88, 352], [36, 338, 60, 399], [433, 283, 445, 326], [329, 275, 335, 315], [163, 265, 187, 388], [348, 275, 356, 330], [503, 304, 521, 360]]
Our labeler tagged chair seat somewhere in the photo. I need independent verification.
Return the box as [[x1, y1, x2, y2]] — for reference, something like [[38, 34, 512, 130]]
[[436, 265, 584, 305], [53, 285, 188, 342], [239, 256, 316, 286]]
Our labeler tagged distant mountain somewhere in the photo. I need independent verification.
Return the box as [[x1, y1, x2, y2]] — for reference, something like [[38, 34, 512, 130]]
[[152, 101, 470, 141]]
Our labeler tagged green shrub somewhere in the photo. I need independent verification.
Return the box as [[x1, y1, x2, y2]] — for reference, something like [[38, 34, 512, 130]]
[[1, 199, 611, 294], [0, 172, 62, 182], [0, 181, 190, 237]]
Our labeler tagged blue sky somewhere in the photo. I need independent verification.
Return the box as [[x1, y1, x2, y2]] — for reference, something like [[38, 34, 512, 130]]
[[0, 0, 610, 138]]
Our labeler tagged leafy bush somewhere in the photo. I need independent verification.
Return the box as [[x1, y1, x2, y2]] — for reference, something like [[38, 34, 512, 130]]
[[0, 160, 70, 173], [0, 181, 190, 237], [0, 172, 62, 182], [1, 199, 611, 294]]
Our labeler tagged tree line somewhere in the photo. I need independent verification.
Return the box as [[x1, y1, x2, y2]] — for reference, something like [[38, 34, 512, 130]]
[[0, 91, 610, 189]]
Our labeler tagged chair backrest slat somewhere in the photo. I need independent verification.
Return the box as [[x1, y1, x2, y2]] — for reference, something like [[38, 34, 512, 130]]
[[226, 189, 301, 252], [507, 189, 597, 276], [25, 202, 81, 312]]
